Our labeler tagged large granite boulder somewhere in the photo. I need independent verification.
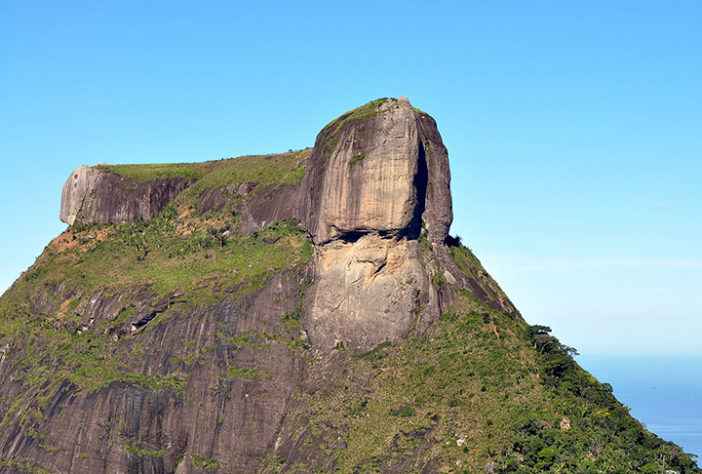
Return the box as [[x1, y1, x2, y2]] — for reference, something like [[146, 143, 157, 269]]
[[300, 97, 452, 245], [299, 98, 454, 350]]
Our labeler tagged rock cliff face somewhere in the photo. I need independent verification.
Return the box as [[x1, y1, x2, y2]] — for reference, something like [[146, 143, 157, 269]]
[[300, 97, 454, 350], [0, 99, 697, 473], [60, 165, 192, 226], [300, 97, 451, 245], [58, 98, 463, 352]]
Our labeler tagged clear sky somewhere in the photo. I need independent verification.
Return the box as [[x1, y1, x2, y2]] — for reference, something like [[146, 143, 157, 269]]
[[1, 1, 700, 356]]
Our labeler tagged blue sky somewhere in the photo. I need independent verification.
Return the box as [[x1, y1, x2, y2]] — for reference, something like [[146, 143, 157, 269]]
[[1, 1, 700, 355]]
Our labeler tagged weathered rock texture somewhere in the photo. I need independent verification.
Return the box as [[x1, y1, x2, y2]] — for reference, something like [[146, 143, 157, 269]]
[[304, 234, 439, 351], [60, 165, 191, 225], [0, 271, 307, 473], [300, 97, 452, 245], [300, 98, 455, 350], [0, 99, 532, 473], [194, 182, 302, 234]]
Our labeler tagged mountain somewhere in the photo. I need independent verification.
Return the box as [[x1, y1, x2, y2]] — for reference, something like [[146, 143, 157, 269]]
[[0, 98, 698, 473]]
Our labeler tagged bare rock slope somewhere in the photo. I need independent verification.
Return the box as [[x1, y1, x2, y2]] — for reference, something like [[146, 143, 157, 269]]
[[301, 97, 451, 244]]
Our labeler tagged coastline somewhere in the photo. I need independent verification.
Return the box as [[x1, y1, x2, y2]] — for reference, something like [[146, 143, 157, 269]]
[[577, 354, 702, 461]]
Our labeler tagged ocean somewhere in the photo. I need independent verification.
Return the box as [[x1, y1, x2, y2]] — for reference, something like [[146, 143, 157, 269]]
[[577, 355, 702, 462]]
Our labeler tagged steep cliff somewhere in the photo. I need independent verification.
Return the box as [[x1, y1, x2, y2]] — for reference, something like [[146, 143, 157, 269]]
[[60, 165, 194, 226], [301, 98, 445, 350], [0, 99, 698, 473]]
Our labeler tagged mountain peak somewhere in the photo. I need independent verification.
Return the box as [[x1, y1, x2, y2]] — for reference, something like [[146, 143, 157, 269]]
[[301, 97, 452, 245], [1, 100, 696, 473]]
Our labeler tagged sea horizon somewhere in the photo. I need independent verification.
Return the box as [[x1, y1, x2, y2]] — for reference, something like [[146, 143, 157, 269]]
[[577, 354, 702, 462]]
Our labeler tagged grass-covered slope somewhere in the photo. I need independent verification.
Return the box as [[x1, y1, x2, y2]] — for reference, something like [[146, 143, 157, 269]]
[[95, 149, 309, 186], [264, 283, 699, 473], [0, 151, 314, 472]]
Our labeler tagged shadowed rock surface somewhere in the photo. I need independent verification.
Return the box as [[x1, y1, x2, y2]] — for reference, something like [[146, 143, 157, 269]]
[[0, 99, 698, 473], [60, 166, 192, 226]]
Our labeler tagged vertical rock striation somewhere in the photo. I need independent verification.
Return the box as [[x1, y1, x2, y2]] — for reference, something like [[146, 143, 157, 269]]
[[299, 98, 454, 351], [60, 165, 191, 226], [54, 98, 511, 354], [300, 97, 452, 245]]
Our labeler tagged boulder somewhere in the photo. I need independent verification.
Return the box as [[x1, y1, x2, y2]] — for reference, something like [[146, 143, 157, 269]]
[[300, 97, 452, 245]]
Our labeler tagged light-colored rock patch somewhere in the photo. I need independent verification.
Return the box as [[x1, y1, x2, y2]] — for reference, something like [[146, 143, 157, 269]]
[[306, 234, 438, 351], [60, 165, 100, 225]]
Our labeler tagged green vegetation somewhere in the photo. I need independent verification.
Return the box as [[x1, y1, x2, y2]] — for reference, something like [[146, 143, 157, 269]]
[[318, 98, 390, 163], [431, 269, 447, 289], [96, 150, 309, 194], [320, 98, 389, 139], [450, 243, 486, 279], [222, 325, 308, 353], [0, 150, 314, 441], [10, 209, 311, 303], [190, 453, 220, 470], [321, 135, 338, 162], [96, 162, 204, 182], [355, 341, 391, 362], [225, 367, 271, 380], [318, 97, 428, 141], [424, 139, 433, 155], [411, 105, 429, 116], [450, 242, 512, 307], [266, 257, 699, 473], [123, 439, 168, 458], [348, 152, 366, 165], [0, 141, 698, 472], [184, 150, 309, 199], [95, 149, 310, 188], [0, 457, 51, 474]]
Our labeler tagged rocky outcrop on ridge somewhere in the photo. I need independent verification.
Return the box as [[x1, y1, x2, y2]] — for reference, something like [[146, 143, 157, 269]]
[[300, 97, 452, 245], [300, 97, 452, 350], [56, 98, 470, 352], [60, 165, 191, 226]]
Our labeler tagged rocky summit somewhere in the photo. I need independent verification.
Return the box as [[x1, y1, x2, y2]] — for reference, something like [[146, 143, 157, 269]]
[[0, 98, 698, 473]]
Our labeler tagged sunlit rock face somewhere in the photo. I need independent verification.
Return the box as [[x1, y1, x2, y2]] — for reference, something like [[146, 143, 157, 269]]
[[304, 233, 440, 351], [60, 165, 100, 225], [300, 97, 452, 245], [299, 98, 454, 350]]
